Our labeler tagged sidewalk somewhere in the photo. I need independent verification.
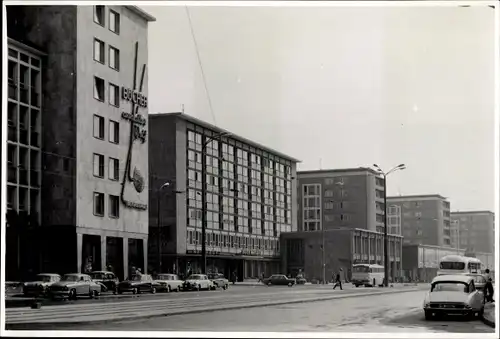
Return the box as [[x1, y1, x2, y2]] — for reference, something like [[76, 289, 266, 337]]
[[482, 302, 495, 328]]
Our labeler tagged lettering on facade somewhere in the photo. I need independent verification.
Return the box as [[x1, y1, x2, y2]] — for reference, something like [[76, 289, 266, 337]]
[[121, 87, 148, 108], [240, 249, 263, 256], [120, 41, 148, 210], [186, 249, 221, 256]]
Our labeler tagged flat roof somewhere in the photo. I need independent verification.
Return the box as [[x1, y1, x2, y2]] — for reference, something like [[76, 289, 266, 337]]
[[451, 210, 494, 215], [297, 167, 380, 176], [150, 112, 301, 163], [126, 6, 156, 22], [387, 194, 447, 201]]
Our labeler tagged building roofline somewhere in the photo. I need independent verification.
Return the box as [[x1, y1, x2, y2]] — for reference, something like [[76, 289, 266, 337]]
[[297, 167, 380, 176], [8, 38, 47, 57], [126, 6, 156, 22], [451, 210, 494, 215], [149, 112, 301, 163], [387, 194, 447, 200]]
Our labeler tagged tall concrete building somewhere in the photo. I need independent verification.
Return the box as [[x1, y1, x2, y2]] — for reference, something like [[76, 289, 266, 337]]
[[148, 113, 299, 280], [451, 211, 495, 253], [5, 5, 155, 280], [297, 168, 386, 233], [387, 195, 452, 247]]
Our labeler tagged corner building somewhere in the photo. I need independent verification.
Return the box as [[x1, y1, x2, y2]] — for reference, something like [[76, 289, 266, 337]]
[[5, 5, 155, 280], [148, 113, 299, 281]]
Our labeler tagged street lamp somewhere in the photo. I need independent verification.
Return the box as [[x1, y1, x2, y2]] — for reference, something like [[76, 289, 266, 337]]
[[157, 182, 183, 273], [373, 163, 406, 287], [201, 131, 231, 274]]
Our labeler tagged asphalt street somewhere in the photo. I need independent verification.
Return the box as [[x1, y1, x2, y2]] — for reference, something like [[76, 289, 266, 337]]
[[73, 290, 494, 333]]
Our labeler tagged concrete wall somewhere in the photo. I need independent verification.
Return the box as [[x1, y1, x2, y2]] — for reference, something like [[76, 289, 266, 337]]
[[7, 5, 79, 227], [75, 6, 149, 236], [175, 118, 188, 254]]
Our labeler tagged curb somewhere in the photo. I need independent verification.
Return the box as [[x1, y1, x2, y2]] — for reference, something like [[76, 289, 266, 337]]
[[5, 287, 422, 329], [481, 305, 495, 328]]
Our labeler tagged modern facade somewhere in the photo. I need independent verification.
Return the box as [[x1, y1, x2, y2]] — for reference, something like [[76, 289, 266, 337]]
[[451, 211, 495, 253], [387, 195, 452, 247], [5, 5, 155, 281], [297, 168, 386, 233], [280, 228, 403, 282], [148, 113, 299, 281]]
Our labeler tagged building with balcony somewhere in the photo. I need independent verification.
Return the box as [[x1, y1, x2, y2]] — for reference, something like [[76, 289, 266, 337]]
[[148, 113, 299, 281], [280, 228, 403, 282], [451, 211, 495, 253], [297, 168, 387, 233], [5, 5, 155, 281], [387, 195, 452, 247]]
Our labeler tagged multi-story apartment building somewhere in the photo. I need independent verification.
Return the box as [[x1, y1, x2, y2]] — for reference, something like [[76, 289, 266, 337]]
[[387, 195, 452, 247], [297, 168, 386, 233], [5, 5, 155, 281], [451, 211, 495, 253], [148, 113, 299, 281]]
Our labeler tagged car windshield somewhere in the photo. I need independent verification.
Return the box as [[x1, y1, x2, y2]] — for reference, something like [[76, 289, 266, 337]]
[[90, 273, 105, 279], [35, 275, 52, 282], [431, 282, 469, 293], [156, 275, 170, 280], [353, 266, 370, 273], [62, 275, 80, 282], [131, 275, 143, 281], [188, 275, 203, 280]]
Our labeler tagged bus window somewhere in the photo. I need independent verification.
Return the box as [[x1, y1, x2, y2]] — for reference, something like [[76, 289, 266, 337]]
[[353, 266, 369, 273], [440, 262, 465, 270]]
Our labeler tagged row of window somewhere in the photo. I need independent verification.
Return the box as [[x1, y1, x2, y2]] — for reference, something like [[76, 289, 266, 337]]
[[94, 5, 120, 35], [93, 115, 120, 143], [94, 192, 120, 218], [186, 229, 280, 251], [93, 153, 120, 181], [94, 76, 120, 107], [94, 39, 120, 71]]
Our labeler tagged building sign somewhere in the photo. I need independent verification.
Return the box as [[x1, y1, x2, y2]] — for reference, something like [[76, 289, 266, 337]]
[[120, 41, 148, 211], [186, 249, 221, 256]]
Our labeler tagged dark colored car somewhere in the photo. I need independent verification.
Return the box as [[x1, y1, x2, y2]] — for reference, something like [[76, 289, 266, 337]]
[[117, 274, 159, 294], [262, 274, 296, 287], [208, 273, 229, 290], [89, 271, 119, 294], [23, 273, 61, 297]]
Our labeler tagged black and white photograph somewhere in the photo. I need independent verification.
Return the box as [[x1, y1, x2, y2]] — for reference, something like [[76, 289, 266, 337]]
[[1, 0, 498, 336]]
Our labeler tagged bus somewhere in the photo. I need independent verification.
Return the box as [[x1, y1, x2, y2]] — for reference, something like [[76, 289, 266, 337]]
[[437, 255, 482, 276], [351, 264, 385, 287]]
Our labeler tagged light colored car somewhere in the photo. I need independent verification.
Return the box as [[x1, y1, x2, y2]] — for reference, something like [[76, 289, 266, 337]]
[[423, 274, 485, 320], [154, 273, 183, 292], [23, 273, 61, 297], [182, 274, 215, 291], [208, 273, 229, 290], [48, 273, 102, 300]]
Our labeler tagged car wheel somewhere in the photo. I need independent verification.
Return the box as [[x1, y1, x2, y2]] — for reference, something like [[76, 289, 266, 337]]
[[132, 287, 138, 295], [354, 285, 359, 288], [267, 282, 272, 286], [113, 287, 117, 295], [288, 282, 292, 287], [117, 289, 123, 295], [424, 310, 433, 321], [151, 286, 157, 294], [92, 290, 99, 298], [373, 279, 376, 287], [69, 289, 77, 300]]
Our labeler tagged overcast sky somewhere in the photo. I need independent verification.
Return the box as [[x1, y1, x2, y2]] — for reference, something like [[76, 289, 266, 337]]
[[144, 4, 495, 212]]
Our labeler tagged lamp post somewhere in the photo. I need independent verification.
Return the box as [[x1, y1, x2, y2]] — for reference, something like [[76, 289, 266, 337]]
[[373, 163, 406, 287], [157, 182, 183, 273], [201, 131, 231, 274]]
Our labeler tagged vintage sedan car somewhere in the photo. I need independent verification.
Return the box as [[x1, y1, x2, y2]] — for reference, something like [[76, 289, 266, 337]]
[[182, 274, 215, 291], [117, 274, 160, 294], [295, 274, 307, 285], [263, 274, 296, 287], [208, 273, 229, 290], [90, 271, 119, 294], [423, 274, 485, 320], [23, 273, 61, 297], [48, 273, 102, 300], [153, 273, 183, 292]]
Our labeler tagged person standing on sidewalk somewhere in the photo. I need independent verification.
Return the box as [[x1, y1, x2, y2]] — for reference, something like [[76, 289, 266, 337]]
[[483, 269, 494, 303], [333, 268, 343, 290]]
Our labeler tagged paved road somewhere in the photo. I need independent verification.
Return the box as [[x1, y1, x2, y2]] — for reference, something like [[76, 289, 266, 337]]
[[5, 285, 424, 329], [72, 290, 493, 333]]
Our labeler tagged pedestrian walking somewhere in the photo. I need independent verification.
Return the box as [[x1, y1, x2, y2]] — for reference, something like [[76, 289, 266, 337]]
[[333, 268, 343, 290]]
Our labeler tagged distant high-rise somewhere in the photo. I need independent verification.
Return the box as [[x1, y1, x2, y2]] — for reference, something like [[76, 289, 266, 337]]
[[451, 211, 495, 253]]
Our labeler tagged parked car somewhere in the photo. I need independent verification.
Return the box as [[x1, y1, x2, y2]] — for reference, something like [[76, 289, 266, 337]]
[[48, 273, 102, 300], [23, 273, 61, 297], [153, 273, 183, 292], [182, 274, 215, 291], [263, 274, 296, 287], [295, 274, 307, 285], [89, 271, 119, 294], [423, 274, 485, 320], [117, 274, 160, 294], [208, 273, 229, 290]]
